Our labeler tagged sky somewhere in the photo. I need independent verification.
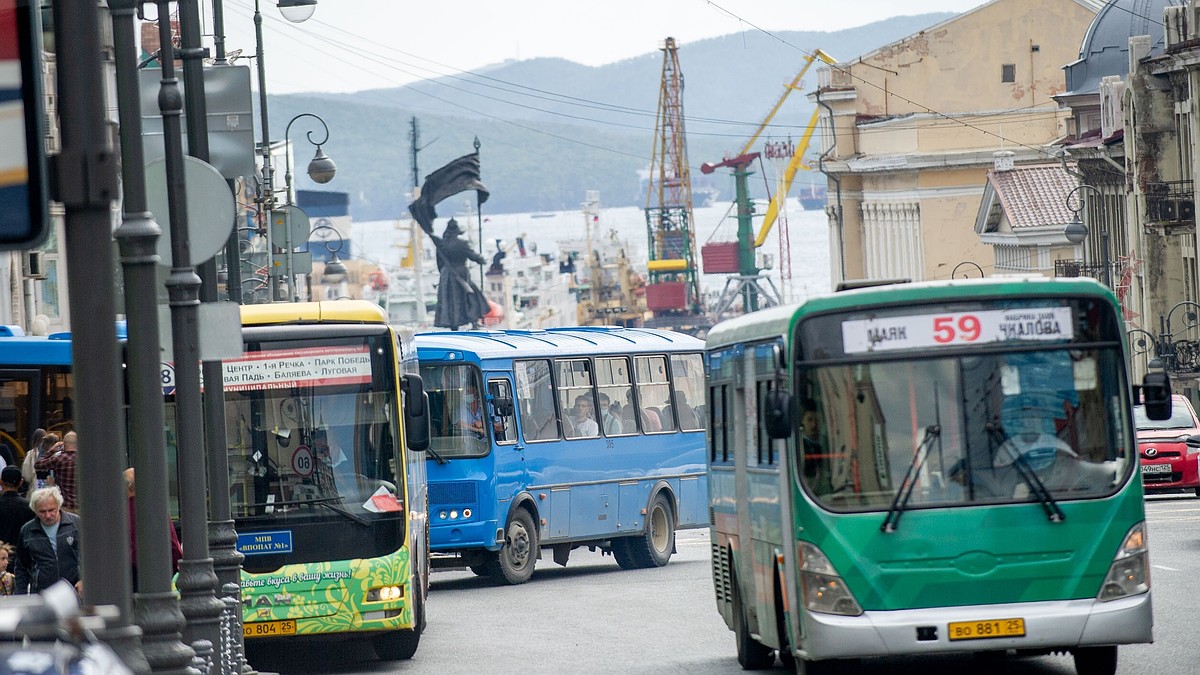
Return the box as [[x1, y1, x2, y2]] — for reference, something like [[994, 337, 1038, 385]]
[[205, 0, 986, 95]]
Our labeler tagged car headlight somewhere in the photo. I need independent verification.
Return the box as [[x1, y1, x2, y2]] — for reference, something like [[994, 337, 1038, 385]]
[[798, 541, 862, 616], [1097, 522, 1150, 602]]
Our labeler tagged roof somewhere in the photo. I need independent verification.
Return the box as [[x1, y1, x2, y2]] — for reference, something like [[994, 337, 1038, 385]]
[[981, 164, 1079, 231], [1061, 0, 1179, 97], [415, 326, 704, 361]]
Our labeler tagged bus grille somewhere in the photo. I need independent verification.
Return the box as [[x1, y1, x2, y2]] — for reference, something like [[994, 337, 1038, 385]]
[[711, 543, 732, 605], [430, 481, 477, 506]]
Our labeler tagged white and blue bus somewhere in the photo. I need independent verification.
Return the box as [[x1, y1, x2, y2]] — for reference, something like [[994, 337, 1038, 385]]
[[415, 326, 708, 584]]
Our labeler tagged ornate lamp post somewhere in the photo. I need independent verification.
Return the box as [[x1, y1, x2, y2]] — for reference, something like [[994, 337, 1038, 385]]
[[307, 223, 348, 300], [1064, 183, 1111, 287], [283, 113, 336, 300], [952, 261, 984, 279]]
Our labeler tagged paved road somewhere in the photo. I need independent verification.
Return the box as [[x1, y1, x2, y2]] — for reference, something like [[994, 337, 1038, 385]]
[[247, 494, 1199, 674]]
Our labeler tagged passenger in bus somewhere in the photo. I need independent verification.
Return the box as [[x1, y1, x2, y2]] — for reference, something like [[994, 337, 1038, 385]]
[[597, 393, 623, 435], [525, 381, 560, 441], [641, 406, 662, 432], [568, 395, 599, 438], [800, 399, 832, 494], [671, 390, 701, 431], [455, 382, 487, 438]]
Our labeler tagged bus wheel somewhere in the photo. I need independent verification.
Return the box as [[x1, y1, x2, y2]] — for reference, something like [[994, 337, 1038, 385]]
[[372, 586, 422, 660], [1072, 646, 1117, 675], [733, 573, 775, 670], [491, 509, 537, 585], [616, 493, 675, 569]]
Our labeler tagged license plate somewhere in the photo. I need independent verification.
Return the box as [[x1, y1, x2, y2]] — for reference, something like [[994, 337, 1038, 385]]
[[947, 618, 1025, 641], [243, 619, 296, 638], [1141, 463, 1172, 475]]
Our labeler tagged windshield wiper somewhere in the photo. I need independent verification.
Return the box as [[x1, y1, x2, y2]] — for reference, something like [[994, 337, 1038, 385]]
[[985, 422, 1065, 523], [881, 425, 940, 533], [426, 445, 449, 465], [244, 495, 371, 526]]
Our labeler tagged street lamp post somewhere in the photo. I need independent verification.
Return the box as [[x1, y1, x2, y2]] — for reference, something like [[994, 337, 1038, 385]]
[[283, 113, 336, 300], [307, 223, 348, 301], [1064, 184, 1111, 287], [1161, 300, 1200, 373], [253, 0, 322, 302], [952, 261, 984, 279]]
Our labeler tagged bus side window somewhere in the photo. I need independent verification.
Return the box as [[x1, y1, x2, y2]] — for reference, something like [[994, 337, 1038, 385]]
[[517, 360, 559, 442], [557, 358, 598, 440], [596, 357, 635, 437], [670, 353, 706, 431], [634, 355, 672, 433]]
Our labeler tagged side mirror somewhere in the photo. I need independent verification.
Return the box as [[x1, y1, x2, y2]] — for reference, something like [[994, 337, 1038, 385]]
[[1140, 371, 1172, 421], [764, 388, 794, 440], [1185, 434, 1200, 448], [401, 373, 430, 451], [491, 396, 515, 417]]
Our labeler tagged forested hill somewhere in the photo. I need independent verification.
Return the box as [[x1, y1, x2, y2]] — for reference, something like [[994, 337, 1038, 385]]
[[266, 13, 957, 220]]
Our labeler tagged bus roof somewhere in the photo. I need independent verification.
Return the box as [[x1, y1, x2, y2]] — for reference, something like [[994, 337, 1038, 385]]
[[706, 276, 1116, 350], [240, 300, 388, 327], [415, 326, 705, 361], [0, 332, 74, 366]]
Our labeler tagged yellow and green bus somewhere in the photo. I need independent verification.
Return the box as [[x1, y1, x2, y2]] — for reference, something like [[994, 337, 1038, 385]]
[[705, 277, 1170, 675], [213, 301, 430, 659]]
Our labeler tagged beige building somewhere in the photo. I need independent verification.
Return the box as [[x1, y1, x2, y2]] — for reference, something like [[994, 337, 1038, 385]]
[[814, 0, 1105, 284]]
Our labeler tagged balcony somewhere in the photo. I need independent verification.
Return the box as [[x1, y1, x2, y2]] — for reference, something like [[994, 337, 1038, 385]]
[[1144, 180, 1196, 232]]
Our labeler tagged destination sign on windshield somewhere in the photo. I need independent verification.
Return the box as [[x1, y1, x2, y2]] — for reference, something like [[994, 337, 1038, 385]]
[[842, 307, 1074, 354], [222, 345, 373, 391]]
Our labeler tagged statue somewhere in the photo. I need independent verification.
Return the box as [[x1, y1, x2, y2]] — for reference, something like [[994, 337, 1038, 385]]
[[423, 219, 489, 330], [407, 152, 492, 330]]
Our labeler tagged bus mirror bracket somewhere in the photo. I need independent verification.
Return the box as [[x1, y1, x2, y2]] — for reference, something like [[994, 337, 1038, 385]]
[[764, 388, 794, 440], [1138, 371, 1172, 421]]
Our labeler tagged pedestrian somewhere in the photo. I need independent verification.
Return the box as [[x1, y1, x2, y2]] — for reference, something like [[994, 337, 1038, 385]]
[[0, 466, 34, 551], [125, 468, 182, 589], [23, 430, 56, 492], [35, 430, 78, 512], [14, 486, 81, 595], [0, 543, 14, 595]]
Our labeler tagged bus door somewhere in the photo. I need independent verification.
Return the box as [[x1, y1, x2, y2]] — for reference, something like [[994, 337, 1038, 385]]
[[486, 373, 524, 506], [0, 369, 40, 455]]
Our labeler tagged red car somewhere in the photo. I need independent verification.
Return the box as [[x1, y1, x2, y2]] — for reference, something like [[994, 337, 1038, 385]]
[[1134, 394, 1200, 496]]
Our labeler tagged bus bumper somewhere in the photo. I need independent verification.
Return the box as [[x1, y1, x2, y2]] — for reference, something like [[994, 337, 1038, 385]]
[[800, 592, 1152, 660], [430, 519, 502, 552]]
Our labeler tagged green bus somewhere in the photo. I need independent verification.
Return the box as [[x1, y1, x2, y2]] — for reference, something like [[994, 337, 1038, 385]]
[[704, 277, 1170, 675], [196, 301, 431, 659]]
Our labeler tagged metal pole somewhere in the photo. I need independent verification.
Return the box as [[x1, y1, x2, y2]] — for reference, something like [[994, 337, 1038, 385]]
[[53, 0, 146, 670], [176, 2, 250, 672], [153, 0, 226, 657], [474, 136, 485, 292], [254, 0, 278, 300], [1101, 228, 1112, 288], [109, 1, 194, 672]]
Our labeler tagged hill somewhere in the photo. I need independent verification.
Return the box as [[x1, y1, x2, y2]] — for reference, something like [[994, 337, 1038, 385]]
[[265, 13, 956, 220]]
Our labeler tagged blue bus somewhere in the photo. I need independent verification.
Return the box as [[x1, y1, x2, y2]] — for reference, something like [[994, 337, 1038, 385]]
[[0, 326, 82, 457], [415, 326, 708, 584]]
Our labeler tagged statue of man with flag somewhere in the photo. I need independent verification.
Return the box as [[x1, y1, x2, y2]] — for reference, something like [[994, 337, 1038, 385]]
[[408, 152, 491, 329]]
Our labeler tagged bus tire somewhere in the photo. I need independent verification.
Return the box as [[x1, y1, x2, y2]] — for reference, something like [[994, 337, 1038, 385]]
[[733, 571, 775, 670], [616, 492, 675, 569], [490, 508, 537, 585], [372, 584, 422, 660], [1072, 646, 1117, 675]]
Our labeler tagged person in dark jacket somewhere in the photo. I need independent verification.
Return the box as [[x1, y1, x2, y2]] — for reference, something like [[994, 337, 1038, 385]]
[[14, 486, 81, 594], [0, 466, 34, 559]]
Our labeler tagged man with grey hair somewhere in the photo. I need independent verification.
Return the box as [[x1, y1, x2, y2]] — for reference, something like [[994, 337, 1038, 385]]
[[14, 486, 81, 594]]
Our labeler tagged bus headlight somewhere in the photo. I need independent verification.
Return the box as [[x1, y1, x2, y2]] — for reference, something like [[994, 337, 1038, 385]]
[[365, 585, 404, 602], [1098, 522, 1150, 602], [798, 541, 862, 616]]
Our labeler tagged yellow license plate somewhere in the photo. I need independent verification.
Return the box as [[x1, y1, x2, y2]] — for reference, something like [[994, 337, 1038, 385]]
[[244, 619, 296, 638], [947, 617, 1025, 641]]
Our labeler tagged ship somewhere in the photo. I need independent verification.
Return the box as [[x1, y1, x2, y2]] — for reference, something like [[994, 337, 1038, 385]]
[[798, 183, 827, 210], [562, 192, 647, 327]]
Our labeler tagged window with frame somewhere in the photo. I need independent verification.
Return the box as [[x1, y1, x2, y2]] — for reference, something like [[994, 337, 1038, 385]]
[[669, 353, 705, 431], [516, 360, 559, 442], [709, 383, 730, 464], [488, 378, 517, 445], [634, 355, 672, 433], [1001, 63, 1016, 83], [596, 356, 635, 436], [556, 358, 598, 439]]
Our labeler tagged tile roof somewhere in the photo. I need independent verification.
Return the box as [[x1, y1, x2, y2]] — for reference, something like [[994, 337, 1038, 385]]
[[987, 165, 1079, 229]]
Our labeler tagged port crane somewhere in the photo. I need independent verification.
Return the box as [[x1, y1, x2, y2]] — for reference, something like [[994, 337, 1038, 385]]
[[701, 49, 836, 318], [643, 37, 707, 334]]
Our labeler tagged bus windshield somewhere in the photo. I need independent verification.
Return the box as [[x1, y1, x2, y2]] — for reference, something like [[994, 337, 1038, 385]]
[[219, 336, 404, 548], [798, 346, 1131, 512], [419, 363, 490, 457]]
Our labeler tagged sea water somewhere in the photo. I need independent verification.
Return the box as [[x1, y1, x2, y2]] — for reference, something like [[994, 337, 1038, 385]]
[[349, 197, 833, 307]]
